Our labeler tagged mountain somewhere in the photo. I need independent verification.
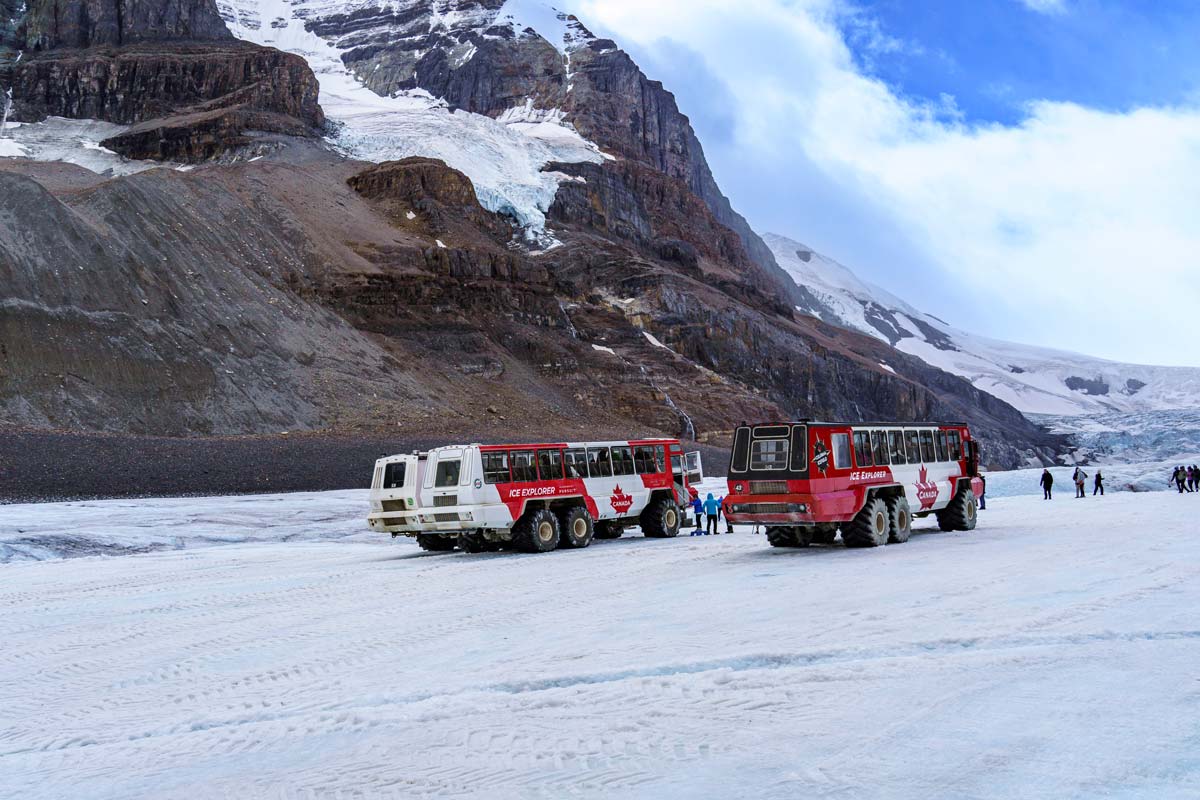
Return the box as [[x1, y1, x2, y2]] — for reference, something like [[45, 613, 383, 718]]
[[0, 0, 1066, 469], [765, 233, 1200, 417]]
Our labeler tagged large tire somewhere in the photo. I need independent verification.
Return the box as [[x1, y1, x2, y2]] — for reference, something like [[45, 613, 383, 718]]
[[887, 495, 913, 544], [842, 497, 890, 548], [641, 497, 681, 538], [811, 524, 838, 545], [512, 508, 561, 553], [417, 534, 457, 552], [939, 487, 978, 532], [594, 521, 625, 540], [766, 526, 811, 548], [558, 506, 595, 549]]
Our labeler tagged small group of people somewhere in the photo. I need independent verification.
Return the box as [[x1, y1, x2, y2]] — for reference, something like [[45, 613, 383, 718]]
[[1169, 465, 1200, 493], [1040, 467, 1104, 499], [689, 492, 733, 535]]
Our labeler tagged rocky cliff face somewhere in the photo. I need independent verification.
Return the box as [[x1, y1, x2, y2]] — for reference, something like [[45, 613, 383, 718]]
[[2, 0, 322, 161], [22, 0, 231, 50], [240, 0, 802, 305]]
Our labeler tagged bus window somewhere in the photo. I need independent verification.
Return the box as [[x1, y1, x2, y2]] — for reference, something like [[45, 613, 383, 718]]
[[853, 431, 873, 467], [872, 431, 890, 466], [563, 448, 587, 479], [633, 446, 657, 474], [731, 427, 750, 473], [935, 432, 949, 462], [511, 450, 537, 482], [948, 432, 963, 461], [750, 438, 789, 471], [611, 446, 635, 476], [789, 426, 808, 472], [905, 430, 921, 463], [435, 456, 461, 488], [832, 433, 852, 469], [482, 451, 510, 484], [889, 430, 907, 465], [587, 447, 613, 478], [919, 430, 936, 463], [538, 449, 563, 480]]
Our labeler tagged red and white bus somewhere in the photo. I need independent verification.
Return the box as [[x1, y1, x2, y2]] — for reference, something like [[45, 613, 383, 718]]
[[724, 421, 983, 548], [367, 440, 698, 553]]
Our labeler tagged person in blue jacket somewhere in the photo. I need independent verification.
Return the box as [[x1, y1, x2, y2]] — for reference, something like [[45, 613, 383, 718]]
[[704, 493, 720, 535], [690, 495, 704, 534]]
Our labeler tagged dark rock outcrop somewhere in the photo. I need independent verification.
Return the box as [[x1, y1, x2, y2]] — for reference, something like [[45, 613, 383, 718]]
[[22, 0, 232, 50], [349, 157, 515, 243], [7, 42, 321, 126]]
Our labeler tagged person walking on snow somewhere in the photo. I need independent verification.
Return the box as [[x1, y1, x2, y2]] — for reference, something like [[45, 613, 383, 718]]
[[719, 496, 733, 533], [690, 495, 704, 533], [703, 493, 720, 536], [1093, 470, 1104, 496], [1188, 466, 1197, 493], [1073, 467, 1088, 498], [978, 474, 987, 510], [1040, 469, 1054, 500], [1171, 467, 1189, 493]]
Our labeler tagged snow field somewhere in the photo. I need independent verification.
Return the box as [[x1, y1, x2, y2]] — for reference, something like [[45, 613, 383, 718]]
[[1, 491, 1198, 798]]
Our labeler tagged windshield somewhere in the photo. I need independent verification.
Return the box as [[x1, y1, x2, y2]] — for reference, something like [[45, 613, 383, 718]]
[[435, 459, 461, 488]]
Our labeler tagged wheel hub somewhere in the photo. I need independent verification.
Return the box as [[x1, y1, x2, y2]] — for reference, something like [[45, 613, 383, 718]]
[[538, 521, 554, 542]]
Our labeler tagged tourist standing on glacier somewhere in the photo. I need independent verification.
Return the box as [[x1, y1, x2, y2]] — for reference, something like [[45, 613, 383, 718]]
[[1188, 466, 1197, 493], [690, 494, 704, 533], [1073, 467, 1088, 498], [1040, 469, 1054, 500], [704, 493, 720, 535], [1093, 470, 1104, 496], [1171, 467, 1189, 493]]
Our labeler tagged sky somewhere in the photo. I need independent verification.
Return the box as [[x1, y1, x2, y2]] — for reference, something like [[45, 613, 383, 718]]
[[568, 0, 1200, 368]]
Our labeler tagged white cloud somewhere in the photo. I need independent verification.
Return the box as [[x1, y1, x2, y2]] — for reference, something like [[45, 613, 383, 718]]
[[572, 0, 1200, 367], [1017, 0, 1068, 15]]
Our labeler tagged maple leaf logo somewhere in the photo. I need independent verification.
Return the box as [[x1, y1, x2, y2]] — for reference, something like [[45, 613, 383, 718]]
[[915, 464, 939, 510], [610, 485, 634, 514]]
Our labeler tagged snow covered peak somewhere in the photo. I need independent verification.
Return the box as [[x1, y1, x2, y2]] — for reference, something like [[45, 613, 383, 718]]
[[767, 232, 1200, 416], [496, 0, 595, 53]]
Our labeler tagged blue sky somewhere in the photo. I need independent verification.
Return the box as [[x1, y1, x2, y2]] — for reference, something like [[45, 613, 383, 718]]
[[845, 0, 1200, 126], [574, 0, 1200, 368]]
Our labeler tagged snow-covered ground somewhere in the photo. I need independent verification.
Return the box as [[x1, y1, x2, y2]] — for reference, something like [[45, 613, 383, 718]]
[[2, 490, 1198, 798]]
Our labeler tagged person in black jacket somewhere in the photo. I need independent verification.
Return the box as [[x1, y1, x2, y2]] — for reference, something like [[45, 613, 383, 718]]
[[1040, 469, 1054, 500], [1093, 470, 1104, 496]]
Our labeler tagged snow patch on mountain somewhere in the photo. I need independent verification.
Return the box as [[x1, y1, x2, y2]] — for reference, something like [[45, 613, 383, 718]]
[[0, 117, 162, 174], [218, 0, 606, 234], [766, 232, 1200, 416], [497, 0, 593, 54]]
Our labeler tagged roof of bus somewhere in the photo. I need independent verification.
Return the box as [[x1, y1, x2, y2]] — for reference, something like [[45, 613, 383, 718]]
[[741, 421, 970, 429], [475, 439, 680, 451]]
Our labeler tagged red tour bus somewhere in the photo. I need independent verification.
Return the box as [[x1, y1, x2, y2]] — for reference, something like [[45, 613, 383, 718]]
[[724, 421, 983, 548]]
